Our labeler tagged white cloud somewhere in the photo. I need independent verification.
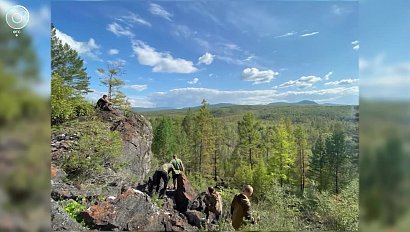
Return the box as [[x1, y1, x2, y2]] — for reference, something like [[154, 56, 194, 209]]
[[149, 3, 173, 21], [325, 79, 359, 86], [300, 31, 319, 37], [352, 40, 360, 50], [55, 29, 101, 61], [242, 68, 279, 84], [188, 78, 199, 85], [275, 31, 296, 38], [106, 22, 134, 37], [149, 86, 358, 108], [128, 96, 155, 108], [121, 12, 151, 27], [198, 52, 215, 65], [324, 71, 333, 80], [108, 49, 119, 55], [279, 75, 322, 89], [127, 84, 148, 91], [132, 40, 198, 73], [332, 5, 351, 16], [108, 58, 127, 67]]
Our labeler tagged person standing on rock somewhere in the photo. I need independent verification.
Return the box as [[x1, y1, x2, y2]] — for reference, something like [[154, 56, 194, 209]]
[[170, 154, 185, 189], [204, 187, 223, 224], [230, 185, 255, 230], [149, 163, 174, 197]]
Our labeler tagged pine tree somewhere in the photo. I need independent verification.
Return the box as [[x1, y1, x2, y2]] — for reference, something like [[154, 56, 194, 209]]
[[111, 90, 131, 112], [51, 25, 91, 94], [195, 99, 215, 176], [309, 133, 330, 192], [237, 113, 261, 169], [326, 125, 348, 194], [97, 62, 125, 101], [294, 125, 309, 195], [152, 117, 177, 162]]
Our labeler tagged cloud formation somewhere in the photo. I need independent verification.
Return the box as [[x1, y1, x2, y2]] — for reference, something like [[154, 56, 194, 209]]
[[108, 49, 119, 55], [198, 52, 215, 65], [275, 31, 296, 38], [352, 40, 359, 50], [132, 40, 198, 73], [55, 28, 101, 61], [279, 75, 322, 89], [324, 71, 333, 80], [127, 84, 148, 91], [106, 22, 134, 37], [300, 31, 319, 37], [149, 86, 358, 108], [325, 79, 359, 86], [149, 3, 173, 21], [242, 68, 279, 84], [187, 78, 199, 84]]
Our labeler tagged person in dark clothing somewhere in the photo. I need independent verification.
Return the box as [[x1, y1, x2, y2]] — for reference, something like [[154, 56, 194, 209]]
[[95, 95, 112, 111], [149, 163, 174, 197]]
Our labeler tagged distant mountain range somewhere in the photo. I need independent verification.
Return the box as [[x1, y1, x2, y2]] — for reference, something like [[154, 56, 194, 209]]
[[132, 100, 349, 112]]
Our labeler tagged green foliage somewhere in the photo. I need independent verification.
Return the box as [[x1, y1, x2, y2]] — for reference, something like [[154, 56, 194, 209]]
[[316, 179, 359, 231], [237, 113, 261, 169], [63, 199, 88, 228], [150, 192, 165, 208], [61, 120, 123, 182], [52, 25, 91, 94], [51, 74, 94, 124], [97, 63, 125, 101], [233, 162, 253, 189], [152, 117, 177, 163], [111, 90, 131, 112], [309, 132, 330, 192]]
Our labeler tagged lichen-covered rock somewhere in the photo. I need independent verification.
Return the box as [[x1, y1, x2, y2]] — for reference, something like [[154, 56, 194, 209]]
[[100, 111, 153, 184], [51, 199, 85, 231], [79, 188, 198, 231]]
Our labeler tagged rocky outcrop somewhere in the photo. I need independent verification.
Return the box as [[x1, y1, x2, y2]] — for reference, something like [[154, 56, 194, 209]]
[[100, 111, 153, 184], [174, 174, 197, 213], [51, 200, 85, 231], [79, 188, 197, 231]]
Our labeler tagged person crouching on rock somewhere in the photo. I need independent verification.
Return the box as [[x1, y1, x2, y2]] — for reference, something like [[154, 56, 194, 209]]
[[149, 163, 174, 197], [204, 187, 223, 224], [95, 94, 113, 111]]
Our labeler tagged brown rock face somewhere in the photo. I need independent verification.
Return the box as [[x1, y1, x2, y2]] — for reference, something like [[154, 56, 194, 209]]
[[174, 173, 197, 213]]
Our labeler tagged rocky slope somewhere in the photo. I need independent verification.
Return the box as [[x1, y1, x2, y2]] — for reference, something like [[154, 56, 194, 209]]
[[51, 110, 208, 231]]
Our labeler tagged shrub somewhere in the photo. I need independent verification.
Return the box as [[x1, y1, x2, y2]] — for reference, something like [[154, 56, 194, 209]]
[[51, 74, 76, 124], [316, 178, 359, 231], [233, 162, 253, 189], [62, 199, 88, 228], [62, 120, 123, 182]]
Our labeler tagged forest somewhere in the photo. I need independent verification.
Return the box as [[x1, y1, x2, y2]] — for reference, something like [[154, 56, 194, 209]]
[[142, 99, 359, 230]]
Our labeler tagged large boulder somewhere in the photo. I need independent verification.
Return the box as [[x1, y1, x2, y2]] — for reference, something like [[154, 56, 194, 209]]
[[174, 174, 197, 213], [102, 111, 153, 184], [79, 188, 197, 231], [51, 199, 85, 231]]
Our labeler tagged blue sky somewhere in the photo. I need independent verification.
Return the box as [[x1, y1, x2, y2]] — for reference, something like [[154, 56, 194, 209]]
[[49, 1, 359, 108]]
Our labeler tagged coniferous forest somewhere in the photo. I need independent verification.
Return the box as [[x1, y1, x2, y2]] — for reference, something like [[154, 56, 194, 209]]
[[141, 99, 359, 230]]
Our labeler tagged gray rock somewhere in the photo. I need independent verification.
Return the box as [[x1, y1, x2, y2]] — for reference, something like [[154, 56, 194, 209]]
[[185, 210, 204, 228], [102, 111, 153, 184]]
